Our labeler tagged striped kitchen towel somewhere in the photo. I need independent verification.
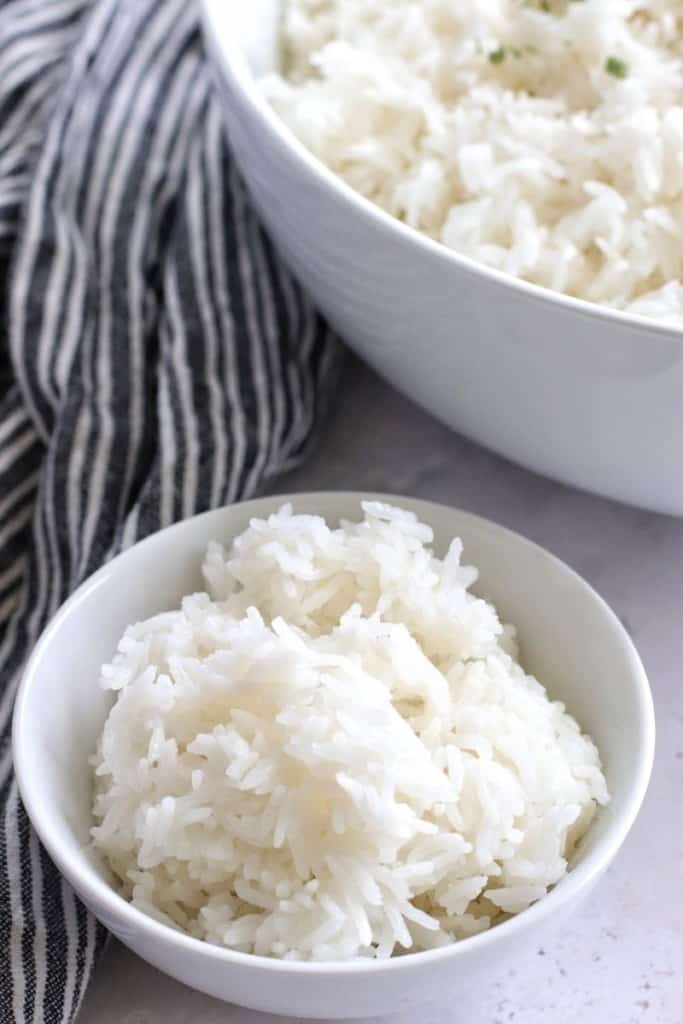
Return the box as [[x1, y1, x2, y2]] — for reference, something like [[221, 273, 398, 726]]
[[0, 0, 339, 1021]]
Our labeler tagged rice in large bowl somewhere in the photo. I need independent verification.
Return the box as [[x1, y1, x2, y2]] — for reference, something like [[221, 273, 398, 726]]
[[91, 502, 608, 961], [264, 0, 683, 322]]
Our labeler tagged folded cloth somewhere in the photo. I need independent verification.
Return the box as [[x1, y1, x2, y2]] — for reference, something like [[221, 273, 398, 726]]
[[0, 1, 339, 1020]]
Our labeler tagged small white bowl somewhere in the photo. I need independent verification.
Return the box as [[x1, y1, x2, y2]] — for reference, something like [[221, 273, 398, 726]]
[[13, 494, 654, 1019], [201, 0, 683, 516]]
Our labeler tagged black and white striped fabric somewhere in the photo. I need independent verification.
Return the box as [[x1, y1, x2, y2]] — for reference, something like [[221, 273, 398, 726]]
[[0, 0, 338, 1020]]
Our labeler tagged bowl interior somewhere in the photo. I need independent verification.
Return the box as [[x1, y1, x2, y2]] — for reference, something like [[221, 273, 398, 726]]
[[14, 493, 653, 944], [210, 0, 281, 77]]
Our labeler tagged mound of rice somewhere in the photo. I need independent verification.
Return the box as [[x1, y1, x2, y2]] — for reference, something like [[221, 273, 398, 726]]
[[263, 0, 683, 322], [91, 502, 609, 960]]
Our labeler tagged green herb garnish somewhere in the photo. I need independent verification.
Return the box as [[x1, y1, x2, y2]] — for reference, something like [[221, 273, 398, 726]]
[[605, 56, 629, 79], [489, 46, 506, 64]]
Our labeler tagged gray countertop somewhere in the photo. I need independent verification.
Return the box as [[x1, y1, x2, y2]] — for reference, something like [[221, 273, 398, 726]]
[[78, 358, 683, 1024]]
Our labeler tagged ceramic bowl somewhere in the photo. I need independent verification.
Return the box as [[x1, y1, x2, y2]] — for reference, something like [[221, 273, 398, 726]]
[[13, 493, 654, 1018], [201, 0, 683, 516]]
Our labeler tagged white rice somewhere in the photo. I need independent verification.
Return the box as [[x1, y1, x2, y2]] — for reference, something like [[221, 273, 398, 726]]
[[91, 502, 609, 960], [263, 0, 683, 322]]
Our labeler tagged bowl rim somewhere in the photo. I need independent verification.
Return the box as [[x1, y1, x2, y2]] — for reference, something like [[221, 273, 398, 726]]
[[13, 492, 656, 976], [200, 0, 683, 342]]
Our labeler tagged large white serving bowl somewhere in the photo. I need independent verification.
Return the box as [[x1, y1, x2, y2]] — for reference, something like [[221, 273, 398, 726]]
[[201, 0, 683, 516], [13, 493, 654, 1019]]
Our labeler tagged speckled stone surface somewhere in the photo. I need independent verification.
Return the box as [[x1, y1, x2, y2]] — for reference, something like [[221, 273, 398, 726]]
[[78, 358, 683, 1024]]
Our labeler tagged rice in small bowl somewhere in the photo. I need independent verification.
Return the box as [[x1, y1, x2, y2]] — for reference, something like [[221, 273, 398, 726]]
[[13, 494, 654, 1016], [91, 501, 609, 961]]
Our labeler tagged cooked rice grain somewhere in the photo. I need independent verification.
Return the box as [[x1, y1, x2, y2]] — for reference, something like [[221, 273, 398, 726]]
[[264, 0, 683, 321], [91, 502, 608, 960]]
